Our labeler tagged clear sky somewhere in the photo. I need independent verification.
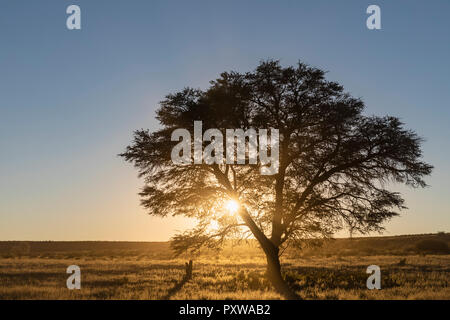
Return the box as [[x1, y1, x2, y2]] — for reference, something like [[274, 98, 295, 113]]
[[0, 0, 449, 241]]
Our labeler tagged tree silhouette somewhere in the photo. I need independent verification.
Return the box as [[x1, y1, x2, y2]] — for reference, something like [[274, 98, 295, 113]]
[[120, 60, 432, 299]]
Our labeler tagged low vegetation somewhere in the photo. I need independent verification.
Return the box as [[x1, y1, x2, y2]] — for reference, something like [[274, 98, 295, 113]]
[[0, 233, 448, 300]]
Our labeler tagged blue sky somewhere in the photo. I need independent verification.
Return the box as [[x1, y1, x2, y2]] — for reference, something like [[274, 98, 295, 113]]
[[0, 0, 449, 240]]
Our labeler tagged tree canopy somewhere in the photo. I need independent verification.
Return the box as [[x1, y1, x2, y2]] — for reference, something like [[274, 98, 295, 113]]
[[121, 60, 432, 298]]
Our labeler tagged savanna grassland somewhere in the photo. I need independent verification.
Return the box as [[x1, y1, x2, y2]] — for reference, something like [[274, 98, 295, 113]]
[[0, 234, 449, 300]]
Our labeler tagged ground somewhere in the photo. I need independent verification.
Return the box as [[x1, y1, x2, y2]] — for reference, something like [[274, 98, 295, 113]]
[[0, 236, 449, 299]]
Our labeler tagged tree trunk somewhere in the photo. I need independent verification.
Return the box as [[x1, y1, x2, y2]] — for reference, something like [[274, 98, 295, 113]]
[[264, 245, 300, 300], [238, 208, 300, 299]]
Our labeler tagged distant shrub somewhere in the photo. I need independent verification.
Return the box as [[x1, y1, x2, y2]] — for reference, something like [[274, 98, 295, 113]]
[[415, 240, 449, 254], [437, 231, 449, 239]]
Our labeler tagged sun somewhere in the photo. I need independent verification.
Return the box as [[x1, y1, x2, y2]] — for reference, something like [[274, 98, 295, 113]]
[[225, 199, 240, 215]]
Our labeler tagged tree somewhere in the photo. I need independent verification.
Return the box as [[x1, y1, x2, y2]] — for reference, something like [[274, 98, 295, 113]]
[[120, 60, 432, 299]]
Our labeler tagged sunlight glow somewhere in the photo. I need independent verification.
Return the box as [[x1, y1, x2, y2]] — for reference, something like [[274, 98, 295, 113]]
[[209, 220, 220, 231], [225, 199, 240, 215]]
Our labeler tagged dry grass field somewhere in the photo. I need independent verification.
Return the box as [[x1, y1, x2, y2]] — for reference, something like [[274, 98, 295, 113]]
[[0, 234, 449, 300]]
